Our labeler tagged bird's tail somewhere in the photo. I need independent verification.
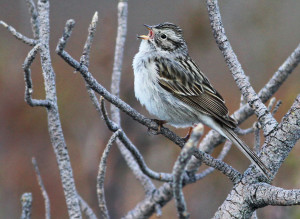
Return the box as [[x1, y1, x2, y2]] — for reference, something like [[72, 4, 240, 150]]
[[221, 126, 271, 180]]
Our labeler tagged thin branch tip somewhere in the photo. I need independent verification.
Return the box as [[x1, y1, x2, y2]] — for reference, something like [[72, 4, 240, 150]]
[[0, 20, 8, 28], [20, 193, 33, 219], [67, 19, 76, 27], [93, 11, 99, 22]]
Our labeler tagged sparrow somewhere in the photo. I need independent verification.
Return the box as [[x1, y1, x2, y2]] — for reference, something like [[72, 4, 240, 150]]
[[132, 22, 270, 179]]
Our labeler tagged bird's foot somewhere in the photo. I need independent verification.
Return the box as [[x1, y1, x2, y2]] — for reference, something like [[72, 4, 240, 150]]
[[148, 119, 167, 135], [182, 127, 194, 142]]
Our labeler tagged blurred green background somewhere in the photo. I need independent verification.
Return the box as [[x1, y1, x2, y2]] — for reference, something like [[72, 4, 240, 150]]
[[0, 0, 300, 218]]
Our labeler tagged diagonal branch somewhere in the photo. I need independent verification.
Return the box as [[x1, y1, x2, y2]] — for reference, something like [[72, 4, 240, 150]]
[[0, 21, 37, 46], [195, 140, 232, 180], [100, 98, 173, 182], [206, 0, 278, 136], [78, 195, 98, 219]]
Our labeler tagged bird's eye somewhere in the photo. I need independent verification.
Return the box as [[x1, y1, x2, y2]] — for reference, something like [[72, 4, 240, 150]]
[[161, 34, 167, 39]]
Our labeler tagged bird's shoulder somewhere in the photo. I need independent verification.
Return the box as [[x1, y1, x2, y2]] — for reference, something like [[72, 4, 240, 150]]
[[155, 55, 237, 128], [155, 55, 224, 101]]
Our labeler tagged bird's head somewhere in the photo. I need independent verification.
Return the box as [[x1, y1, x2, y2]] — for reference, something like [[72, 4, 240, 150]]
[[137, 22, 187, 54]]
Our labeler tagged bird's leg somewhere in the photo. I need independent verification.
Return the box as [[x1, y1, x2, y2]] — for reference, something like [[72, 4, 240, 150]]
[[148, 119, 167, 135], [182, 127, 194, 142]]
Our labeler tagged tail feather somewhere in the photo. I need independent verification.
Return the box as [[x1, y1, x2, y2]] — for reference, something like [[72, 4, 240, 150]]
[[221, 126, 271, 179]]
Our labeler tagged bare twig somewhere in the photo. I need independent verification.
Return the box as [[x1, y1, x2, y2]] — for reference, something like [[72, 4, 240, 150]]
[[267, 97, 277, 112], [2, 1, 82, 217], [193, 148, 241, 183], [97, 130, 120, 219], [251, 211, 258, 219], [110, 1, 128, 124], [100, 98, 173, 182], [20, 193, 32, 219], [100, 97, 119, 131], [23, 43, 51, 107], [213, 95, 300, 218], [78, 195, 97, 219], [32, 158, 50, 219], [258, 43, 300, 104], [25, 0, 40, 39], [250, 183, 300, 207], [195, 140, 232, 180], [0, 0, 81, 218], [234, 126, 255, 136], [206, 0, 278, 136], [254, 125, 260, 154], [0, 21, 37, 46], [272, 100, 282, 116], [80, 11, 98, 67], [173, 124, 204, 219], [1, 0, 85, 217], [36, 0, 82, 217], [108, 0, 157, 195]]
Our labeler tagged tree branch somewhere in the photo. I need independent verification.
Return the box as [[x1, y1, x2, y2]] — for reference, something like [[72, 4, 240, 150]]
[[32, 158, 50, 219], [97, 130, 120, 219], [186, 42, 300, 175], [78, 195, 98, 219], [25, 0, 40, 39], [23, 43, 52, 107], [108, 0, 159, 198], [0, 0, 86, 217], [250, 183, 300, 207], [206, 0, 277, 136], [20, 193, 32, 219], [0, 20, 37, 46], [173, 124, 204, 219], [36, 0, 82, 217], [195, 140, 232, 180], [100, 98, 173, 182], [213, 94, 300, 218], [110, 0, 128, 124]]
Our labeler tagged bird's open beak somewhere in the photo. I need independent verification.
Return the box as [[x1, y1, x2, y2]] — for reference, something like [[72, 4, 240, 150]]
[[137, 24, 153, 40]]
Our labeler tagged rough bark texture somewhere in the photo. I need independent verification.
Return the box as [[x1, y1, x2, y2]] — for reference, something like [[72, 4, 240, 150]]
[[213, 95, 300, 218]]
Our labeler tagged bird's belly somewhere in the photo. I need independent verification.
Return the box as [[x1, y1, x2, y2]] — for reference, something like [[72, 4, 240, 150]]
[[133, 57, 199, 128]]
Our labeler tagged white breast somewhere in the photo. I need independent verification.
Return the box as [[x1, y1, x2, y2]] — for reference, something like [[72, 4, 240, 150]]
[[132, 43, 200, 128], [132, 50, 161, 117]]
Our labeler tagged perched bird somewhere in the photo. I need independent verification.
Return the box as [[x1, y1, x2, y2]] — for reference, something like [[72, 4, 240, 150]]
[[132, 22, 270, 179]]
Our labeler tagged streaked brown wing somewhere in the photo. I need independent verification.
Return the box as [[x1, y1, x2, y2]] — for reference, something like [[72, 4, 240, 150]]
[[156, 56, 237, 128]]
